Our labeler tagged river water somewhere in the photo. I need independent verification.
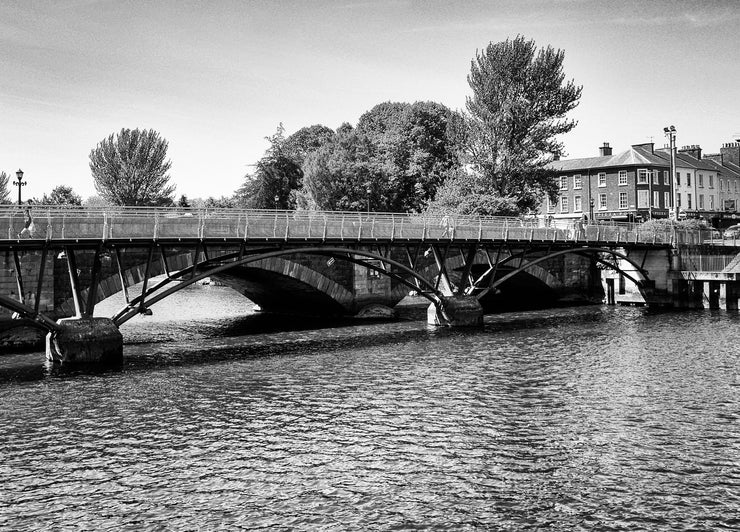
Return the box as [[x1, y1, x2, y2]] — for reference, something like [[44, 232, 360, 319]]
[[1, 285, 739, 531]]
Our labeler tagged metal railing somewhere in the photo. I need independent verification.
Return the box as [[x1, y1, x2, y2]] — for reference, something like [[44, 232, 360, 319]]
[[0, 205, 718, 245]]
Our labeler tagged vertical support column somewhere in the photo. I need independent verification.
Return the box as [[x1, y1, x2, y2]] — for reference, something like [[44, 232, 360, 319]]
[[83, 247, 103, 318], [718, 283, 728, 310], [726, 282, 739, 310], [605, 278, 616, 305], [704, 281, 720, 309], [65, 247, 83, 318]]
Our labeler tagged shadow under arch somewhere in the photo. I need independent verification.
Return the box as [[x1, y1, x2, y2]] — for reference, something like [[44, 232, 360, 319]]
[[477, 247, 651, 300], [112, 247, 449, 326]]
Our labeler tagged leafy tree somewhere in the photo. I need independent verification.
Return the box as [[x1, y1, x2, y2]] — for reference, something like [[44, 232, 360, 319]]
[[0, 171, 10, 204], [89, 128, 176, 206], [284, 125, 335, 166], [431, 35, 582, 216], [39, 185, 82, 206], [83, 195, 110, 208], [237, 124, 303, 209], [177, 194, 190, 208], [301, 103, 461, 212]]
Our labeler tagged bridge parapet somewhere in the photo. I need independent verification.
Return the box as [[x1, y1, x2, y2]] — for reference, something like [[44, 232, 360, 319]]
[[0, 206, 714, 245]]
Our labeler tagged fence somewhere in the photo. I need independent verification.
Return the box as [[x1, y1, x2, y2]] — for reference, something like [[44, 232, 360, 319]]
[[0, 205, 720, 246]]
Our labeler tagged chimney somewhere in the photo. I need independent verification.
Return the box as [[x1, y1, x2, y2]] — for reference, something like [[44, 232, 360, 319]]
[[720, 142, 740, 166], [631, 142, 654, 154], [678, 144, 702, 160], [704, 153, 724, 164], [599, 142, 612, 156]]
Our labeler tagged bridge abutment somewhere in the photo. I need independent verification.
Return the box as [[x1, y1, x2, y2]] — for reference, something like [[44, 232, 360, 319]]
[[46, 317, 123, 365], [427, 296, 483, 327]]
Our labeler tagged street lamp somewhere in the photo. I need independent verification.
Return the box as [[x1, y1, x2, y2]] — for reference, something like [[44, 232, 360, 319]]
[[664, 125, 677, 219], [589, 198, 594, 224], [13, 169, 26, 205], [274, 194, 279, 210], [366, 185, 371, 213]]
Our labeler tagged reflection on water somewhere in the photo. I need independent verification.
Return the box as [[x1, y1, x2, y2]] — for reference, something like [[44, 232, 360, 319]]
[[1, 286, 739, 530]]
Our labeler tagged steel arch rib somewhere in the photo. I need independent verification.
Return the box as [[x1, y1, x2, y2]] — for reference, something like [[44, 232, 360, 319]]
[[476, 247, 651, 300], [0, 294, 59, 332], [113, 246, 446, 326]]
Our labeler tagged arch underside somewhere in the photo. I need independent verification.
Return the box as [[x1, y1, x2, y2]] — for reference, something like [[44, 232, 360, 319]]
[[0, 243, 655, 330]]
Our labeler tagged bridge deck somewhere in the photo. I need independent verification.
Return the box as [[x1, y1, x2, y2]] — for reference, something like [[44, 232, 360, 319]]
[[0, 206, 716, 247]]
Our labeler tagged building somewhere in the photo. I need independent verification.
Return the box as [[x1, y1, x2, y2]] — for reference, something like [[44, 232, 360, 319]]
[[546, 142, 671, 222], [653, 145, 719, 219]]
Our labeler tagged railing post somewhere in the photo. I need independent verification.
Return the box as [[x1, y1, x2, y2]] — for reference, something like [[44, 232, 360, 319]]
[[478, 219, 482, 241], [284, 213, 289, 240], [358, 213, 362, 241], [391, 215, 395, 241], [154, 211, 159, 240], [323, 215, 327, 241]]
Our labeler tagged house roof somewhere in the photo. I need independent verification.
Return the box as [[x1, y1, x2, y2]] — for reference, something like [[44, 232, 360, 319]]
[[550, 147, 667, 172], [701, 157, 740, 179], [654, 148, 717, 171]]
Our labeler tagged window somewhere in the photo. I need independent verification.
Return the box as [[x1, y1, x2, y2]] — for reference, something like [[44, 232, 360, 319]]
[[599, 172, 608, 187], [573, 175, 582, 189], [653, 191, 660, 207], [637, 189, 649, 208], [664, 192, 670, 209], [617, 171, 627, 186], [699, 174, 704, 188], [710, 196, 714, 210], [560, 196, 569, 213], [699, 195, 704, 209], [663, 171, 669, 185], [687, 173, 691, 186], [677, 193, 682, 208], [709, 175, 714, 188], [652, 171, 659, 185], [687, 194, 692, 209], [619, 192, 628, 209], [547, 197, 556, 213], [720, 180, 724, 191], [637, 169, 648, 184], [559, 176, 568, 190], [599, 193, 607, 210], [574, 195, 582, 212], [676, 172, 681, 186]]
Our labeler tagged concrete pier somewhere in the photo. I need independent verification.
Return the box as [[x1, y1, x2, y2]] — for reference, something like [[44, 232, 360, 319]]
[[46, 317, 123, 365], [427, 296, 484, 327]]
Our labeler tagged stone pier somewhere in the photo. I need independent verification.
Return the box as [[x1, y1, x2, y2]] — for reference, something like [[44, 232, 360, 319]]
[[427, 296, 484, 327], [46, 317, 123, 365]]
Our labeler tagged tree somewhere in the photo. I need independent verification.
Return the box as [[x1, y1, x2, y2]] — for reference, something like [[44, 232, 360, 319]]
[[89, 128, 176, 206], [177, 194, 190, 208], [237, 124, 303, 209], [284, 125, 335, 166], [300, 103, 461, 212], [431, 35, 582, 216], [39, 185, 82, 206], [83, 195, 110, 208], [0, 171, 10, 204]]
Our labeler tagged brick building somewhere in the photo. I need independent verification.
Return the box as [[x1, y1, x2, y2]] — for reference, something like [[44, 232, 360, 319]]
[[546, 142, 671, 222]]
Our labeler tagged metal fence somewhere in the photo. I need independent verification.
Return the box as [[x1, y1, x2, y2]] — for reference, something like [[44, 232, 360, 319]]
[[0, 205, 722, 246]]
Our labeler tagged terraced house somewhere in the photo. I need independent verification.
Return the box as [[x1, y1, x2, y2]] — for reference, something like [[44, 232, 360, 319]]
[[545, 142, 671, 222]]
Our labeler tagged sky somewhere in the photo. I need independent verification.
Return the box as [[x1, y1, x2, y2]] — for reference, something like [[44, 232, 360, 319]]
[[1, 0, 739, 202]]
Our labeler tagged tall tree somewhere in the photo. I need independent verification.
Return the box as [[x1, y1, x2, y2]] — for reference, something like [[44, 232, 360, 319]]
[[0, 171, 10, 204], [237, 124, 303, 209], [89, 128, 176, 206], [39, 185, 83, 206], [431, 35, 581, 215]]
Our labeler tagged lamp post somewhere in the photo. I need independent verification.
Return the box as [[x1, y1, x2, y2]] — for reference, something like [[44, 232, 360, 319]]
[[13, 169, 26, 205], [589, 198, 594, 225], [366, 185, 371, 214], [664, 125, 677, 219], [274, 194, 279, 210]]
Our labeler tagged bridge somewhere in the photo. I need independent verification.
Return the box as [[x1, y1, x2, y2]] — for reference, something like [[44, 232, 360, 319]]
[[0, 205, 733, 364]]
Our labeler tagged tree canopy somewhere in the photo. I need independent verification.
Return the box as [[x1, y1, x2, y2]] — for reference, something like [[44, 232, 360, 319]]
[[0, 171, 10, 204], [237, 124, 304, 210], [38, 185, 82, 206], [429, 35, 582, 216], [89, 128, 176, 206], [300, 101, 461, 212]]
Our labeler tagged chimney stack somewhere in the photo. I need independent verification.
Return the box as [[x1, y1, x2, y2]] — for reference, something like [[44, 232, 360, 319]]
[[678, 144, 702, 160], [720, 142, 740, 166], [599, 142, 612, 156]]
